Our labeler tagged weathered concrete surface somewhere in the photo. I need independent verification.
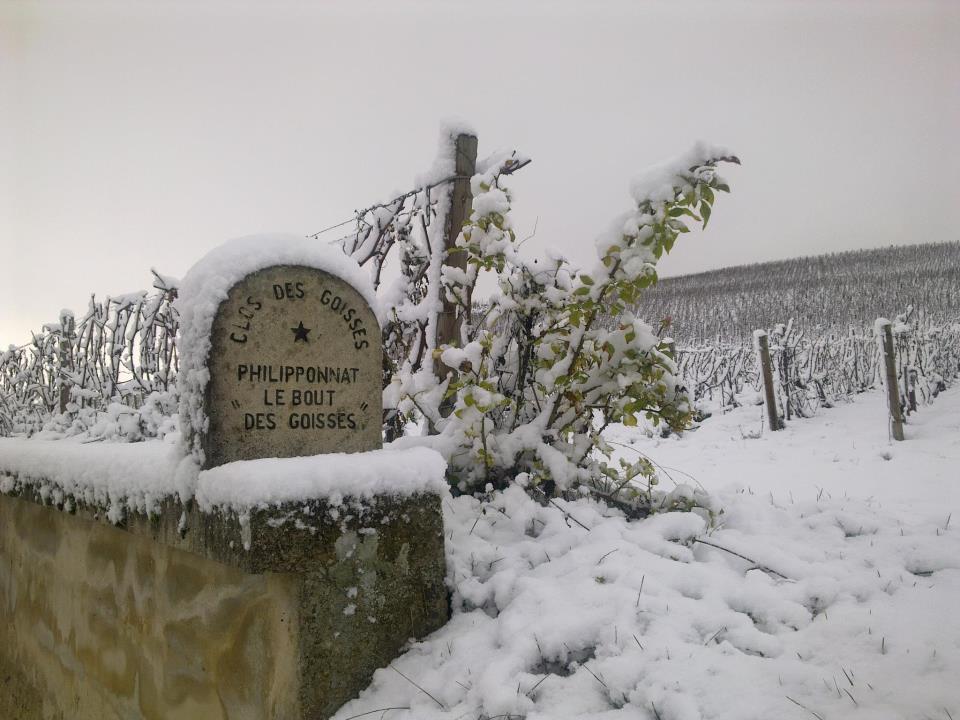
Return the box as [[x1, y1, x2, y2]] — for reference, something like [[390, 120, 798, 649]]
[[0, 493, 301, 719], [204, 265, 382, 468], [0, 648, 52, 720], [0, 487, 448, 719], [280, 496, 448, 717]]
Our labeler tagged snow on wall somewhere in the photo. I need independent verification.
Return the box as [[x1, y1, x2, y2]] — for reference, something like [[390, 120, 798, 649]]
[[176, 233, 384, 463], [0, 437, 185, 523], [0, 436, 447, 526], [195, 446, 448, 511]]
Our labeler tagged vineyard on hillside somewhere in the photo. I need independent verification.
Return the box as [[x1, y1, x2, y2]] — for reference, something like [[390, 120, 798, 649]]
[[635, 242, 960, 343]]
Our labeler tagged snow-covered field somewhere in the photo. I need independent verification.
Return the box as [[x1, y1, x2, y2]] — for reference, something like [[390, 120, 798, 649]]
[[335, 387, 960, 720]]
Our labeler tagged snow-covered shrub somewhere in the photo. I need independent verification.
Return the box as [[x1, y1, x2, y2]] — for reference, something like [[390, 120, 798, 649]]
[[369, 138, 739, 497]]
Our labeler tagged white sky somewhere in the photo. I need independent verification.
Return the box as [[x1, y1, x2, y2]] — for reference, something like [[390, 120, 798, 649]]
[[2, 0, 958, 344]]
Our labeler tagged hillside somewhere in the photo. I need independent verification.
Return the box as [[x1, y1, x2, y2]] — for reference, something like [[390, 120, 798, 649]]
[[635, 242, 960, 342]]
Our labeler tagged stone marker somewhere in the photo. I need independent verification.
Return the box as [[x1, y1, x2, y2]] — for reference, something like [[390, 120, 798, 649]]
[[204, 265, 381, 468]]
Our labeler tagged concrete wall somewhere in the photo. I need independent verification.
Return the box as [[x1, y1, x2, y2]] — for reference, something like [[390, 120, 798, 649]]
[[0, 494, 301, 719], [0, 490, 447, 719]]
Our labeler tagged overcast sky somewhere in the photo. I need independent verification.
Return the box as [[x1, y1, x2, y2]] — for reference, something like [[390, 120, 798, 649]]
[[2, 0, 958, 344]]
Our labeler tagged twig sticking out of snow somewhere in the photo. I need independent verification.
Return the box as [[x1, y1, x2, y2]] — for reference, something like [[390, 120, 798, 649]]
[[786, 695, 826, 720], [530, 485, 592, 530], [597, 548, 619, 564], [692, 538, 790, 580], [524, 674, 549, 698], [388, 665, 445, 709], [339, 708, 411, 720], [704, 626, 727, 646]]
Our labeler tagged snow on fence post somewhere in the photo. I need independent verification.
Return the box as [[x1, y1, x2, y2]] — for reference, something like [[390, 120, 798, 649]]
[[754, 330, 782, 431], [877, 318, 905, 441], [56, 310, 74, 415], [435, 132, 478, 417]]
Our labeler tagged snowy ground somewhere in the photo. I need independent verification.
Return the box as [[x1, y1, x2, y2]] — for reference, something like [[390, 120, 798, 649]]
[[334, 387, 960, 720]]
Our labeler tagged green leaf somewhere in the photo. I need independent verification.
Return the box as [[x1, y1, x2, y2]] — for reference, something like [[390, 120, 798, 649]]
[[580, 274, 594, 286], [701, 202, 712, 228]]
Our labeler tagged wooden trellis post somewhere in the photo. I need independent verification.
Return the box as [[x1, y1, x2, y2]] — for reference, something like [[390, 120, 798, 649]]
[[756, 330, 781, 431], [435, 132, 478, 414], [878, 320, 905, 441], [57, 311, 75, 414]]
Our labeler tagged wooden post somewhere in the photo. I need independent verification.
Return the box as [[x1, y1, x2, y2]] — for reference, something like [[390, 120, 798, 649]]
[[435, 133, 477, 417], [58, 311, 75, 414], [782, 347, 792, 421], [436, 133, 478, 353], [756, 331, 781, 431], [879, 320, 905, 441]]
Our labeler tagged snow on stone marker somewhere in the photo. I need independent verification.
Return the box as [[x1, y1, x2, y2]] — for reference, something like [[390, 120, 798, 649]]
[[203, 264, 381, 468]]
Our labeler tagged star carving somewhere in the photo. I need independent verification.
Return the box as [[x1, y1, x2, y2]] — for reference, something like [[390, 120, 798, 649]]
[[291, 321, 311, 343]]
